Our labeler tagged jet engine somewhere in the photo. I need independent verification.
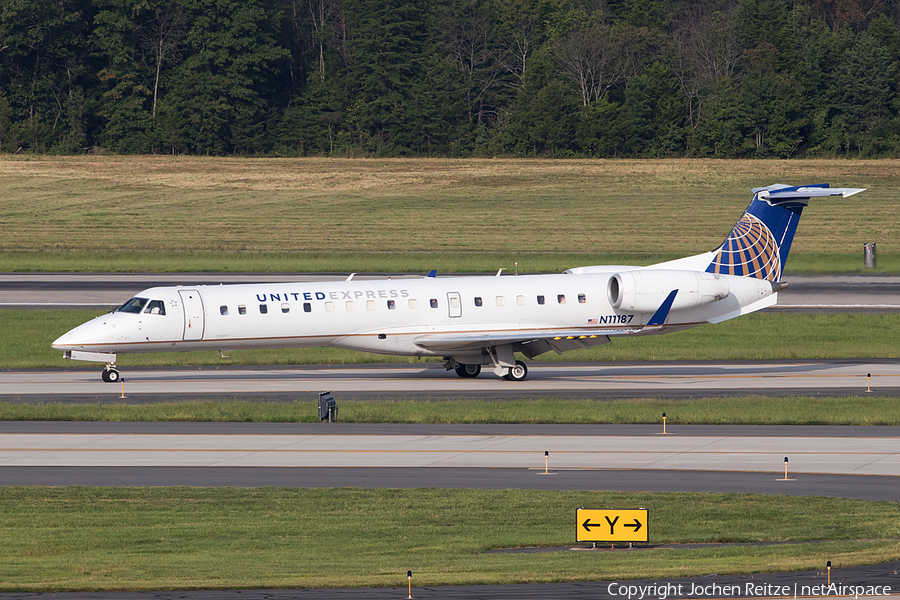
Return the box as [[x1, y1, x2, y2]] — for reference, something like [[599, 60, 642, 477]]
[[608, 269, 730, 313]]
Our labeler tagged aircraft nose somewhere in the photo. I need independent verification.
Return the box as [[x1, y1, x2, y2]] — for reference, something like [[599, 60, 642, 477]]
[[51, 316, 115, 351], [51, 324, 94, 351], [51, 330, 74, 351]]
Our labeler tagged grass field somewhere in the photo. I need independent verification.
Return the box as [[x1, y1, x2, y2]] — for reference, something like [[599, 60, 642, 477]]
[[1, 395, 898, 425], [0, 157, 896, 272], [2, 488, 898, 592]]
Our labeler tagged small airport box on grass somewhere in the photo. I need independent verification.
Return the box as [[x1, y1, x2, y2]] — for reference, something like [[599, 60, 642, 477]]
[[318, 391, 337, 422]]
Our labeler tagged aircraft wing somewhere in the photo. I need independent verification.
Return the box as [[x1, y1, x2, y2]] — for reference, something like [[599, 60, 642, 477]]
[[414, 328, 618, 352], [412, 324, 664, 356], [413, 289, 681, 356]]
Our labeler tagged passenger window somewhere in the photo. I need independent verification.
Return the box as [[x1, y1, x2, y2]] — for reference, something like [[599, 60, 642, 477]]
[[496, 296, 505, 306], [303, 302, 312, 313], [537, 295, 545, 305], [450, 297, 459, 308], [220, 306, 228, 316], [281, 303, 290, 313], [578, 294, 586, 304], [260, 304, 268, 314], [387, 300, 396, 310], [430, 299, 438, 308], [474, 297, 483, 307], [346, 301, 355, 311], [558, 294, 566, 304], [238, 305, 247, 315], [517, 295, 525, 306], [143, 300, 166, 315], [325, 302, 334, 312], [408, 299, 418, 309], [367, 300, 376, 311]]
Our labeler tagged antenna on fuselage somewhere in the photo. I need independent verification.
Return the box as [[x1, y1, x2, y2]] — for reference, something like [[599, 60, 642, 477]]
[[496, 268, 505, 276], [346, 273, 356, 281], [426, 270, 437, 278]]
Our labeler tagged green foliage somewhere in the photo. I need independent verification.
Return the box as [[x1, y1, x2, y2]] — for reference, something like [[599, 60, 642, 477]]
[[0, 89, 12, 152], [3, 0, 900, 156]]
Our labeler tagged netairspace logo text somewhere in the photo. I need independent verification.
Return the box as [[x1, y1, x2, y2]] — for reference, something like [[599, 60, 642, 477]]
[[607, 582, 893, 599]]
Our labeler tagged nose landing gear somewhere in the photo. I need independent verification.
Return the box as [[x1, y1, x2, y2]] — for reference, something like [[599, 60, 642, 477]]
[[101, 366, 121, 383], [502, 360, 528, 381]]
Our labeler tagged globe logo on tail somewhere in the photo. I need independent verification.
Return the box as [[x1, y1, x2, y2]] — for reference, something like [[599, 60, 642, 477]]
[[707, 213, 781, 281]]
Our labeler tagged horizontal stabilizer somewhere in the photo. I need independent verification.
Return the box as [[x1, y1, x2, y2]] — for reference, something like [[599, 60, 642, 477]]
[[754, 184, 866, 200]]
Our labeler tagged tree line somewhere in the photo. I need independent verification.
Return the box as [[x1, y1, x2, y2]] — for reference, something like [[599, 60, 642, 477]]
[[2, 0, 900, 157]]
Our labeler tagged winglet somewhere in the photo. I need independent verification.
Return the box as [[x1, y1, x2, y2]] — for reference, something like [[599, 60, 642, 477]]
[[426, 270, 437, 278], [647, 290, 678, 326]]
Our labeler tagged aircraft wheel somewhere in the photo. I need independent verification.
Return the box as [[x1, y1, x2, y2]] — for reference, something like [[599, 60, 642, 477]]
[[455, 363, 481, 378], [503, 360, 528, 382], [102, 368, 120, 383]]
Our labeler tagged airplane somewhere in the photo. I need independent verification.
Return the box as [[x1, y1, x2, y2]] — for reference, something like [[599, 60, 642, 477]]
[[52, 183, 864, 383]]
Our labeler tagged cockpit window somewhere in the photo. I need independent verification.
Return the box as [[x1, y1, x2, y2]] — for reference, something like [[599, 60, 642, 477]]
[[117, 297, 148, 314], [143, 300, 166, 315]]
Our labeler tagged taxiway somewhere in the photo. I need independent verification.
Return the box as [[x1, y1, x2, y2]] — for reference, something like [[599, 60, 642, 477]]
[[0, 361, 893, 399]]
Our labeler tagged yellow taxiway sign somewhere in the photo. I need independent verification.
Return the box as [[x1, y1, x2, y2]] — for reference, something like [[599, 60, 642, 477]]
[[576, 508, 649, 543]]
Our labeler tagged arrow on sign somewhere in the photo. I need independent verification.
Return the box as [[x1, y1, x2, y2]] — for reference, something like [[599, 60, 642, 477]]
[[581, 518, 601, 532], [624, 519, 643, 532]]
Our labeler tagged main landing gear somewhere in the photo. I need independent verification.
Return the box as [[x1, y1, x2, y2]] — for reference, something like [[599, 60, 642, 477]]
[[446, 357, 529, 381], [454, 363, 481, 378], [101, 365, 121, 383]]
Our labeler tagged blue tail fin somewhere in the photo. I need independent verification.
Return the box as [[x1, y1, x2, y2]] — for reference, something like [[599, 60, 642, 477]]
[[705, 184, 864, 282]]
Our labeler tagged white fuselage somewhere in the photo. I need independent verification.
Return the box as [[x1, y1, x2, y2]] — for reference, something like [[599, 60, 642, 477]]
[[52, 269, 776, 361]]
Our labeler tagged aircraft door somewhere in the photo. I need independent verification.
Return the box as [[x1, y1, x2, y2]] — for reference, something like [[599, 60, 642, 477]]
[[179, 290, 205, 341], [447, 292, 462, 318]]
